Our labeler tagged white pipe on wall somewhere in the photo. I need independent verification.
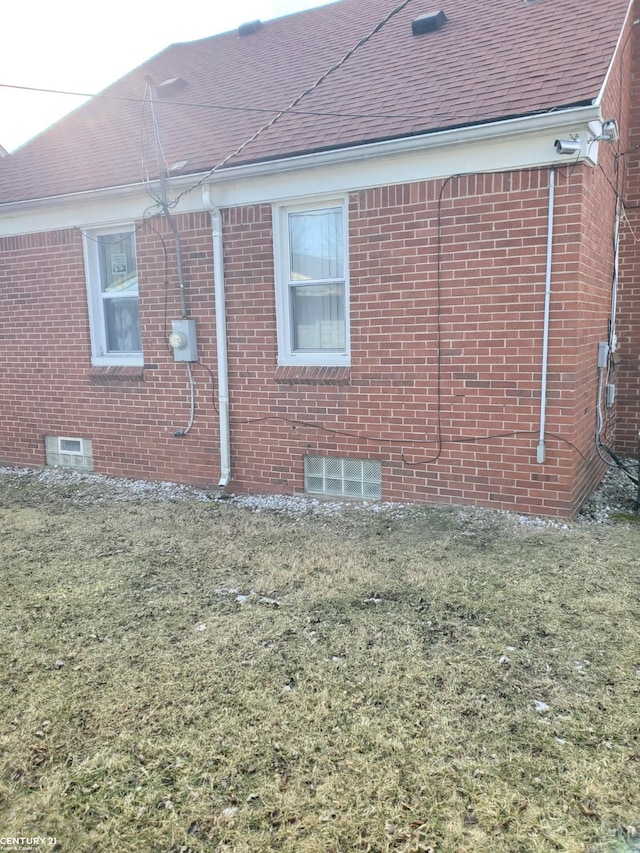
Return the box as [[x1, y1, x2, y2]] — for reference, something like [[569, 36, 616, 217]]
[[537, 167, 555, 465], [202, 185, 231, 487]]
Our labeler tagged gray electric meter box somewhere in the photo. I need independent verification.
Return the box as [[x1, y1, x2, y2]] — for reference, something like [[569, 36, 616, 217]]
[[169, 319, 198, 362]]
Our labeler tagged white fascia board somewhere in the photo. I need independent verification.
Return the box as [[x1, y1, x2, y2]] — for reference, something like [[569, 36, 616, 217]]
[[210, 111, 602, 207], [0, 105, 601, 237], [0, 185, 204, 238], [212, 104, 602, 185]]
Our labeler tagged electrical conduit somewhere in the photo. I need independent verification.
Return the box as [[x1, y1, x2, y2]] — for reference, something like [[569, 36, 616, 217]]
[[537, 167, 555, 464]]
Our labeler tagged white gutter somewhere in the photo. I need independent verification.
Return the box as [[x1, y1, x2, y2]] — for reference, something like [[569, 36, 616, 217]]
[[202, 185, 231, 488], [0, 104, 602, 216], [203, 104, 602, 184], [537, 167, 555, 464]]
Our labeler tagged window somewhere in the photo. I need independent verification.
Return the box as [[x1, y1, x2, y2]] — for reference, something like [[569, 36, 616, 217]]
[[58, 437, 83, 455], [83, 226, 142, 365], [305, 456, 382, 499], [45, 435, 93, 472], [274, 200, 349, 366]]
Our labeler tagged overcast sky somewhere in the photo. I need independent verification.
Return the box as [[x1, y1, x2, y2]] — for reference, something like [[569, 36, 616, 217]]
[[1, 0, 335, 153]]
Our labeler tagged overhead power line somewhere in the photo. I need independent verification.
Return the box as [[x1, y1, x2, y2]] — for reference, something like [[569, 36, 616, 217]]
[[0, 80, 432, 123]]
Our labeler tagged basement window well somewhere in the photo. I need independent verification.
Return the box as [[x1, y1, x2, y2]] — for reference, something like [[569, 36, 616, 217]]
[[304, 456, 382, 500]]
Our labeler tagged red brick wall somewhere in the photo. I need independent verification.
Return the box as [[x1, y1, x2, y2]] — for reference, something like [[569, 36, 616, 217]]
[[0, 164, 619, 516], [618, 2, 640, 455], [219, 170, 612, 517], [0, 215, 221, 485]]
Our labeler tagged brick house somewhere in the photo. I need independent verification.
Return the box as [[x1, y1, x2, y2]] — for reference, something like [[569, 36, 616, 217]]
[[0, 0, 637, 517]]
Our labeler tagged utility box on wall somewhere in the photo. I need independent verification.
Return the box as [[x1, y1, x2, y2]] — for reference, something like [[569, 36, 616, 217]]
[[169, 319, 198, 362]]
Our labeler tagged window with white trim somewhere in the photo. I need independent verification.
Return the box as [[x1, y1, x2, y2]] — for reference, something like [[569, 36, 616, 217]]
[[83, 226, 142, 365], [305, 456, 381, 499], [274, 200, 349, 366]]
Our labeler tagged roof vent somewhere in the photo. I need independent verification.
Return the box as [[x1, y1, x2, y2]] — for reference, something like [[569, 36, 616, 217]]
[[156, 77, 187, 97], [411, 10, 447, 36], [238, 19, 263, 37]]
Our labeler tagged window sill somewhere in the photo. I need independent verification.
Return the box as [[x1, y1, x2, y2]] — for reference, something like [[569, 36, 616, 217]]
[[274, 366, 351, 386], [90, 366, 146, 385]]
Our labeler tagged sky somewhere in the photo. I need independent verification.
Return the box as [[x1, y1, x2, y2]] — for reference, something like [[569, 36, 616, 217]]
[[1, 0, 335, 154]]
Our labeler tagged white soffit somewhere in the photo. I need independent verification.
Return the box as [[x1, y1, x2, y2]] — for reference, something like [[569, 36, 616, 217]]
[[0, 106, 601, 237]]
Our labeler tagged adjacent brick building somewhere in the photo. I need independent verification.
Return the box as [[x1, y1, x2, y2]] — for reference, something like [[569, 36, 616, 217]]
[[0, 0, 637, 517]]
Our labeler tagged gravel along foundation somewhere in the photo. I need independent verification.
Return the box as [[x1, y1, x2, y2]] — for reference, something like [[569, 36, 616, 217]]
[[0, 465, 639, 852]]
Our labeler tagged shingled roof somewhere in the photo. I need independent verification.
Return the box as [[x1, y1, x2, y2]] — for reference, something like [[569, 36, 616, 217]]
[[0, 0, 631, 205]]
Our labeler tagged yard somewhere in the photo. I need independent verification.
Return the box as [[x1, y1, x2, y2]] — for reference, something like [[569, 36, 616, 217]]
[[0, 468, 639, 853]]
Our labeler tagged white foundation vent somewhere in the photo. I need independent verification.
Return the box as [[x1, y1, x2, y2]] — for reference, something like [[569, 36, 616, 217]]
[[304, 456, 381, 500]]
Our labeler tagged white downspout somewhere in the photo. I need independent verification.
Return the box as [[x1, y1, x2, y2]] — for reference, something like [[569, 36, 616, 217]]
[[202, 185, 231, 487], [537, 167, 555, 465]]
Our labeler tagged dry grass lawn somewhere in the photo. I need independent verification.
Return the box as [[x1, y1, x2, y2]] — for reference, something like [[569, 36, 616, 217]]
[[1, 470, 639, 852]]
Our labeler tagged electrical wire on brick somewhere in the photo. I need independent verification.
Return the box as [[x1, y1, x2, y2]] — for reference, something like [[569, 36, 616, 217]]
[[230, 412, 589, 462], [544, 100, 633, 481], [138, 213, 173, 353], [234, 164, 592, 468], [621, 204, 639, 241], [139, 207, 222, 434], [401, 430, 590, 465], [596, 441, 639, 485], [173, 362, 196, 437], [195, 360, 219, 415], [588, 47, 632, 478]]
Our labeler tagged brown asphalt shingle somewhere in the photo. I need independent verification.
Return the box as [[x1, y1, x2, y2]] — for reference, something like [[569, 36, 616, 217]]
[[0, 0, 630, 205]]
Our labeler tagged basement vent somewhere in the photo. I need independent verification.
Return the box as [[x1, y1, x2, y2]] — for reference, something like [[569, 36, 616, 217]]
[[304, 456, 382, 500], [238, 19, 263, 37], [411, 10, 447, 36], [45, 435, 94, 472]]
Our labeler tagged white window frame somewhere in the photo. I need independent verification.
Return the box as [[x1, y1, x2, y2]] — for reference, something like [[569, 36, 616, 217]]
[[58, 437, 84, 455], [82, 224, 143, 366], [273, 198, 350, 367]]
